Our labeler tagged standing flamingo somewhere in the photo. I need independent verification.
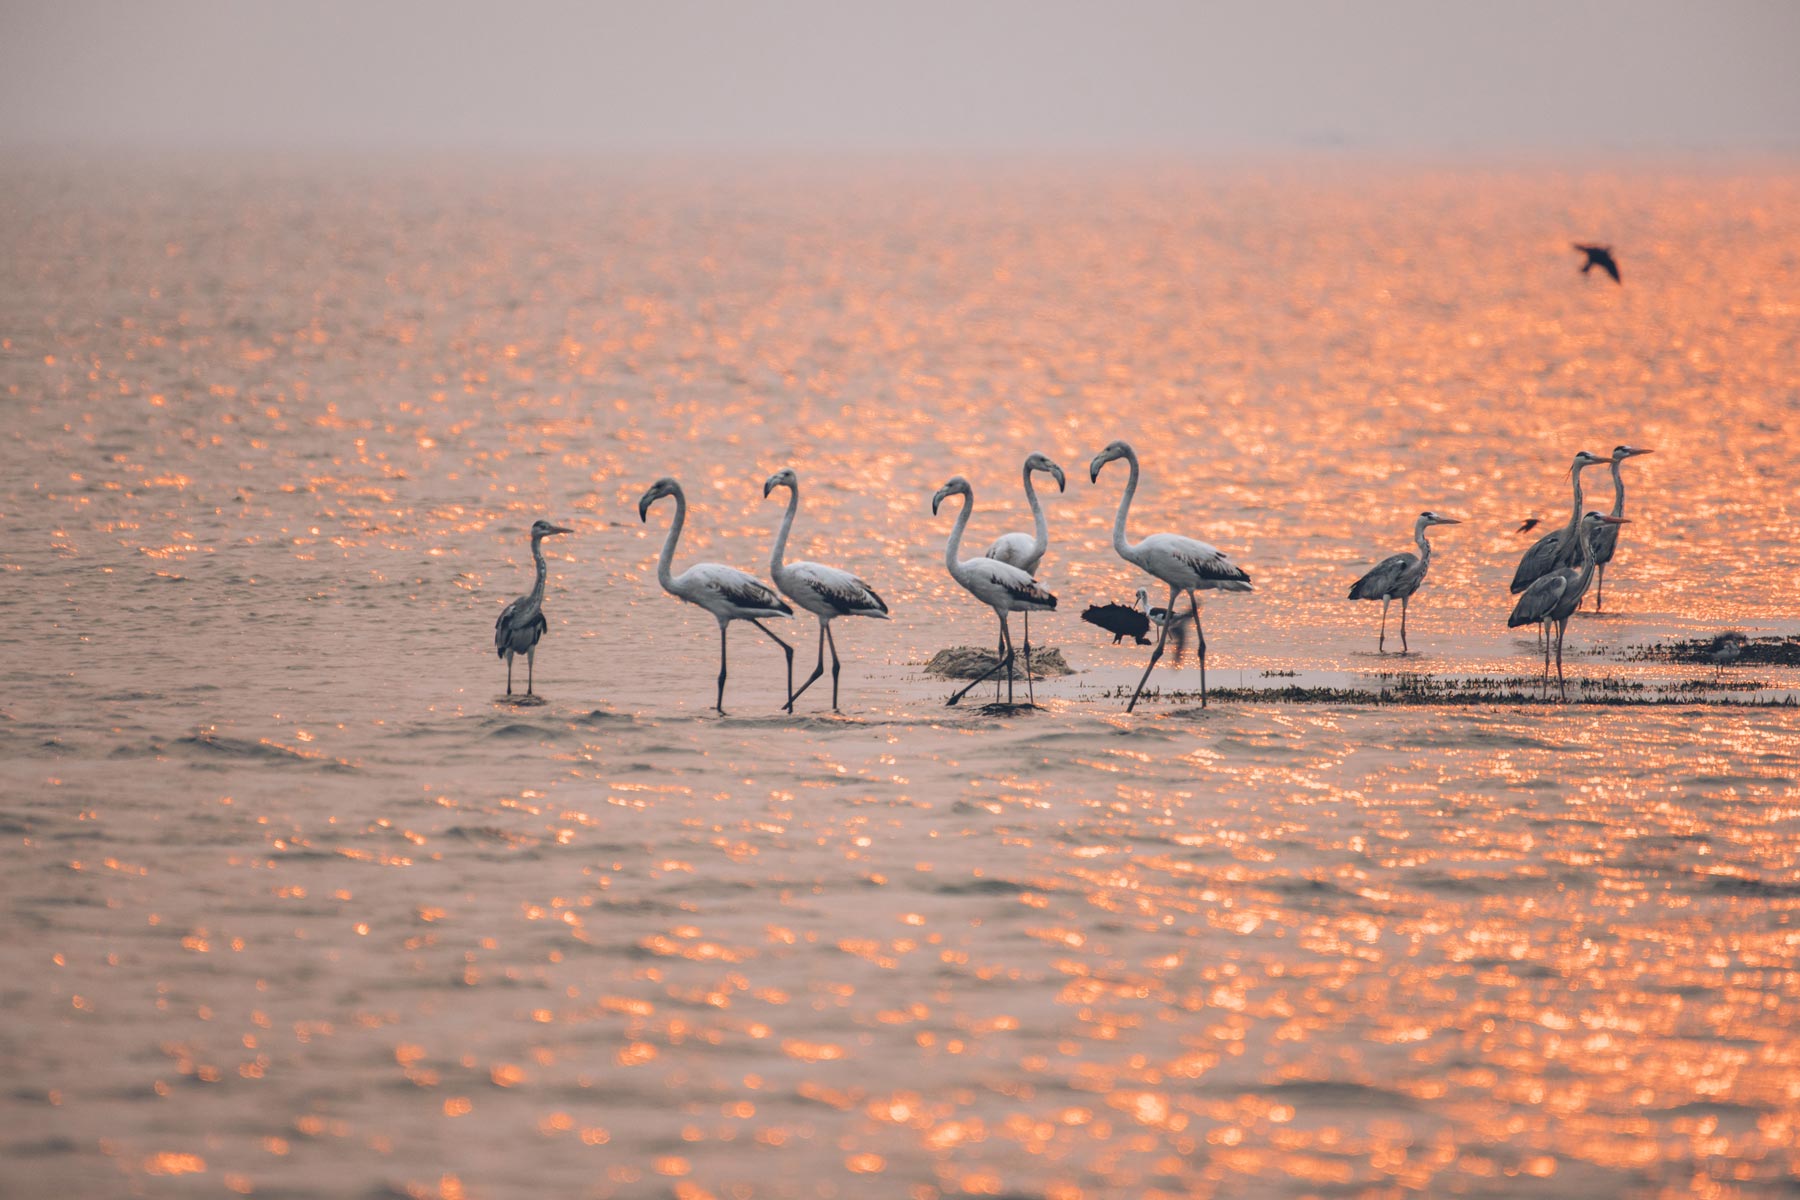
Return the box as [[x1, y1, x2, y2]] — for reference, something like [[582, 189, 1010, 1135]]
[[493, 518, 573, 697], [930, 476, 1057, 708], [983, 452, 1066, 700], [1508, 512, 1626, 698], [1589, 444, 1654, 611], [1089, 441, 1252, 711], [762, 468, 890, 713], [638, 477, 794, 715], [1347, 511, 1461, 653]]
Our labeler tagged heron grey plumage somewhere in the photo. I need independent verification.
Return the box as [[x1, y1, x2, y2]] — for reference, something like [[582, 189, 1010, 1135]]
[[1348, 511, 1461, 653], [1589, 445, 1654, 611], [1511, 450, 1611, 594], [494, 517, 572, 697], [1508, 512, 1626, 698]]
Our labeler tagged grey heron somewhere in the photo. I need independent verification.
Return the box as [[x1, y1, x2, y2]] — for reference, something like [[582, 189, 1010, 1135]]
[[1589, 445, 1654, 611], [493, 518, 572, 697], [1347, 511, 1461, 653], [1089, 440, 1252, 711], [1507, 512, 1626, 697], [763, 468, 890, 713], [1511, 450, 1611, 594], [638, 477, 794, 715], [931, 476, 1058, 708]]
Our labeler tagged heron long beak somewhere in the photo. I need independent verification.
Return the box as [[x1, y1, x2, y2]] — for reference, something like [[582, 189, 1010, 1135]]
[[1601, 515, 1629, 524], [1627, 447, 1655, 457], [1049, 463, 1067, 493], [1435, 518, 1462, 526], [547, 525, 573, 536]]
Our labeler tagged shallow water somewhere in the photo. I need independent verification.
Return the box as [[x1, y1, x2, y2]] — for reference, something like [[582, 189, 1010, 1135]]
[[3, 156, 1800, 1198]]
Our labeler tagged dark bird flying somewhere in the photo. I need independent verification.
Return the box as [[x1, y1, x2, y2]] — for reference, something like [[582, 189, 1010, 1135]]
[[1573, 243, 1621, 284]]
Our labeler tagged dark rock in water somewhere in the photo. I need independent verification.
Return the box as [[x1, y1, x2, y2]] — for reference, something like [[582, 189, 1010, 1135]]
[[924, 645, 1074, 679], [1630, 633, 1800, 666]]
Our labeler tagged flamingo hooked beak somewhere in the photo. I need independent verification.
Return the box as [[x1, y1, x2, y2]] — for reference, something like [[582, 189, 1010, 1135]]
[[1049, 463, 1067, 493]]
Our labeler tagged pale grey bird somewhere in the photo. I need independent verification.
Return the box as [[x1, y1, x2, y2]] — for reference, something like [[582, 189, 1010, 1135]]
[[763, 468, 890, 713], [494, 518, 573, 697], [1090, 440, 1252, 711], [983, 452, 1066, 703], [1589, 444, 1654, 611], [1347, 511, 1462, 653], [1511, 450, 1611, 594], [931, 476, 1058, 708], [1508, 512, 1627, 697], [639, 477, 794, 715]]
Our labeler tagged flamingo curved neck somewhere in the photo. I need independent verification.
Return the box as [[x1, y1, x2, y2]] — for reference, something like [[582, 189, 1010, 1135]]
[[1022, 465, 1049, 560], [656, 487, 687, 592], [1107, 449, 1142, 563], [943, 493, 974, 584], [770, 484, 798, 579], [1609, 460, 1627, 517]]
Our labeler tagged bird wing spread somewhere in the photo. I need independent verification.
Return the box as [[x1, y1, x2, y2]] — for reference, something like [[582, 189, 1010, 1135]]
[[1081, 602, 1150, 640]]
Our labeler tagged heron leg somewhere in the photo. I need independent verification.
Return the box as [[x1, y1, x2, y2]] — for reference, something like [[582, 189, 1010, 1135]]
[[1126, 586, 1177, 713], [750, 619, 795, 708], [826, 623, 842, 712], [787, 620, 829, 712], [1595, 565, 1606, 613], [1400, 596, 1409, 655], [526, 647, 536, 696], [1378, 599, 1389, 653], [1189, 588, 1208, 708], [948, 613, 1012, 706], [505, 653, 513, 696], [1555, 619, 1568, 700]]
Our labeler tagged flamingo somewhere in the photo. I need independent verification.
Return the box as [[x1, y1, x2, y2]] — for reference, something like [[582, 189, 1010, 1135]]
[[982, 452, 1066, 698], [493, 518, 572, 697], [762, 468, 890, 713], [1511, 450, 1610, 594], [638, 477, 794, 715], [1089, 440, 1252, 711], [930, 476, 1057, 708], [1589, 444, 1654, 611], [1508, 512, 1626, 698], [1347, 511, 1461, 653]]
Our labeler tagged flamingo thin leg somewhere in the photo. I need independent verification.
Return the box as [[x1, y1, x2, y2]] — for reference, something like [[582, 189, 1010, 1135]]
[[1126, 586, 1178, 713], [825, 623, 842, 711], [1188, 588, 1208, 708], [716, 623, 730, 714], [749, 619, 795, 708], [787, 621, 828, 712], [948, 612, 1012, 706]]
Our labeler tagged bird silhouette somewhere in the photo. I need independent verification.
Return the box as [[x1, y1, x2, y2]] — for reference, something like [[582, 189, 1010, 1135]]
[[1573, 243, 1621, 284], [1515, 518, 1542, 534]]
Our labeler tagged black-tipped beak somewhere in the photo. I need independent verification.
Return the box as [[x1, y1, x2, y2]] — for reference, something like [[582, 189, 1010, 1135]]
[[1088, 465, 1101, 484], [637, 497, 650, 522], [762, 478, 775, 498], [931, 496, 943, 516], [1051, 465, 1067, 493]]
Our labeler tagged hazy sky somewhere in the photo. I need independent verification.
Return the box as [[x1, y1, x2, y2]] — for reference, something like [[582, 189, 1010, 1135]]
[[2, 1, 1796, 154]]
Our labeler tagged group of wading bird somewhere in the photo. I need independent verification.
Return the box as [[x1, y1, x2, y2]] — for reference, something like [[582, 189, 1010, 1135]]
[[494, 440, 1654, 712]]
